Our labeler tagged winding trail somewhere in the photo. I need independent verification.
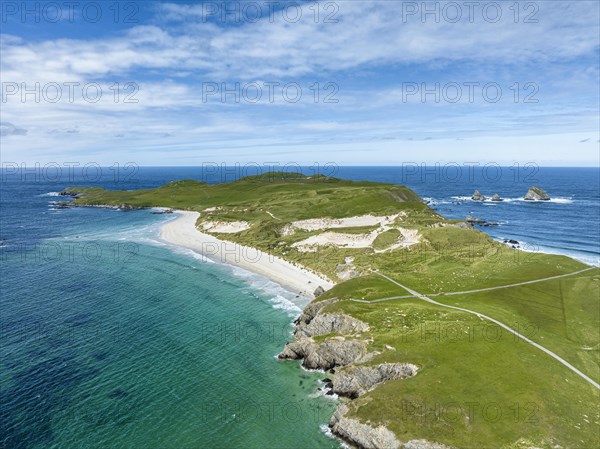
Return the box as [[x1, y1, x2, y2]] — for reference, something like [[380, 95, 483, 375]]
[[369, 270, 600, 390], [351, 267, 595, 303]]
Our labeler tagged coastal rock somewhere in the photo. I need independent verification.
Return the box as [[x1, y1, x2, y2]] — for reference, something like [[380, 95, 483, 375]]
[[304, 340, 368, 370], [278, 336, 316, 360], [117, 204, 146, 211], [59, 189, 80, 198], [524, 186, 550, 201], [294, 298, 336, 327], [295, 313, 369, 338], [329, 404, 401, 449], [278, 337, 369, 370], [279, 337, 369, 370], [314, 286, 326, 297], [151, 208, 174, 214], [466, 215, 486, 224], [490, 194, 503, 202], [333, 363, 418, 399], [471, 190, 486, 201], [403, 440, 453, 449]]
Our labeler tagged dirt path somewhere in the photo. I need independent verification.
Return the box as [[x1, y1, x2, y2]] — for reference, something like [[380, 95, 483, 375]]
[[351, 267, 595, 303], [370, 270, 600, 390]]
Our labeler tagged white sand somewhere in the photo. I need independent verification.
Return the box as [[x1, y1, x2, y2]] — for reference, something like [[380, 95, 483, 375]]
[[160, 211, 334, 298], [292, 224, 420, 253], [292, 230, 380, 251], [200, 220, 250, 233], [290, 213, 405, 231]]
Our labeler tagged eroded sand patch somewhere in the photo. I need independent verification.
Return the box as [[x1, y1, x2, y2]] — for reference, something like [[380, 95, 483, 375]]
[[290, 213, 406, 232], [201, 220, 251, 233]]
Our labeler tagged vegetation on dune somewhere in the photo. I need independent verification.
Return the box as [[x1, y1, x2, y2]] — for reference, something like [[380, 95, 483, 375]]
[[67, 172, 599, 448]]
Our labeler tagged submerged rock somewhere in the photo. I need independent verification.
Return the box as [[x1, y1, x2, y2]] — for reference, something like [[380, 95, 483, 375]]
[[524, 186, 550, 201], [471, 190, 486, 201]]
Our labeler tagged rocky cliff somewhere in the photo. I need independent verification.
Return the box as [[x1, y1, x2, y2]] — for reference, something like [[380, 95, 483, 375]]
[[279, 297, 449, 449]]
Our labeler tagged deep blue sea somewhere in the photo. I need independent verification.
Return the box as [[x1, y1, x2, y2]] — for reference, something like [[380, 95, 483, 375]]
[[1, 166, 598, 449]]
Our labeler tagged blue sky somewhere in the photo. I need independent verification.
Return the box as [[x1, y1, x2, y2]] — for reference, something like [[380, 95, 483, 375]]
[[1, 0, 599, 166]]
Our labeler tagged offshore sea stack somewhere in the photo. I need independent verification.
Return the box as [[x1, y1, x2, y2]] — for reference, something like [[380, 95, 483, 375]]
[[471, 190, 486, 201], [524, 186, 550, 201]]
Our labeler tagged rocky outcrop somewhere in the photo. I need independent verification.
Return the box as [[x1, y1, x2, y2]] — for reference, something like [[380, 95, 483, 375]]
[[59, 189, 81, 198], [329, 404, 401, 449], [524, 186, 550, 201], [336, 263, 361, 281], [295, 313, 369, 338], [151, 209, 174, 214], [471, 190, 485, 201], [313, 286, 326, 297], [330, 405, 452, 449], [333, 363, 418, 398], [294, 298, 336, 327], [490, 194, 503, 202], [403, 440, 453, 449], [117, 204, 146, 211], [279, 336, 370, 370], [466, 215, 485, 224], [279, 294, 425, 449]]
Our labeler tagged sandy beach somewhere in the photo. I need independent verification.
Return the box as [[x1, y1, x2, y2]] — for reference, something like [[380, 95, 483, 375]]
[[159, 211, 335, 298]]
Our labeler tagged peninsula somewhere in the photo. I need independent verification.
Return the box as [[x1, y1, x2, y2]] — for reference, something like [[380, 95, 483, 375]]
[[64, 173, 600, 449]]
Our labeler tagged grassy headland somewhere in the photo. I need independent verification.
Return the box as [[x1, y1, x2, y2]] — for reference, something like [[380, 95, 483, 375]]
[[65, 173, 599, 448]]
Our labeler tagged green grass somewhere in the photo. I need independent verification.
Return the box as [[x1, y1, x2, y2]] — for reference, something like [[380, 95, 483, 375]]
[[67, 172, 600, 448], [372, 228, 401, 250], [321, 297, 599, 449]]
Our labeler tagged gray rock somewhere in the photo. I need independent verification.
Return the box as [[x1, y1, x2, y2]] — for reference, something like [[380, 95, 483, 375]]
[[314, 286, 326, 297], [304, 340, 368, 370], [329, 404, 401, 449], [403, 440, 453, 449], [295, 313, 369, 338], [279, 337, 369, 370], [277, 336, 316, 360], [490, 194, 503, 202], [466, 215, 486, 224], [333, 363, 418, 398], [294, 298, 335, 327], [471, 190, 486, 201], [524, 186, 550, 201]]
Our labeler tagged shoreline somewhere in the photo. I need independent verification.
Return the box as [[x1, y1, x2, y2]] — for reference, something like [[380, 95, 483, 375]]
[[158, 211, 335, 299]]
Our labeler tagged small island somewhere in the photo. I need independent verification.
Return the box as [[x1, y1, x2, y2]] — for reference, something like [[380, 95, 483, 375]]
[[63, 173, 599, 449], [524, 186, 551, 201]]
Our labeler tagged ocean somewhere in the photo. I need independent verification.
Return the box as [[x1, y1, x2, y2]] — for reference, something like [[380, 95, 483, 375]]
[[1, 166, 598, 449]]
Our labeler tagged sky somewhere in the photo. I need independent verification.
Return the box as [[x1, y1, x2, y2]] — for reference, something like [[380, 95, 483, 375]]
[[1, 0, 599, 166]]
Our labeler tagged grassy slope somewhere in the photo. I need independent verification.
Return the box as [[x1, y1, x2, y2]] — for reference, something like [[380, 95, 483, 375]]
[[68, 173, 599, 448]]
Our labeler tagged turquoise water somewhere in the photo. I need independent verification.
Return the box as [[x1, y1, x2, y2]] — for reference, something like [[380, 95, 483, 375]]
[[0, 203, 339, 448], [2, 166, 598, 448]]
